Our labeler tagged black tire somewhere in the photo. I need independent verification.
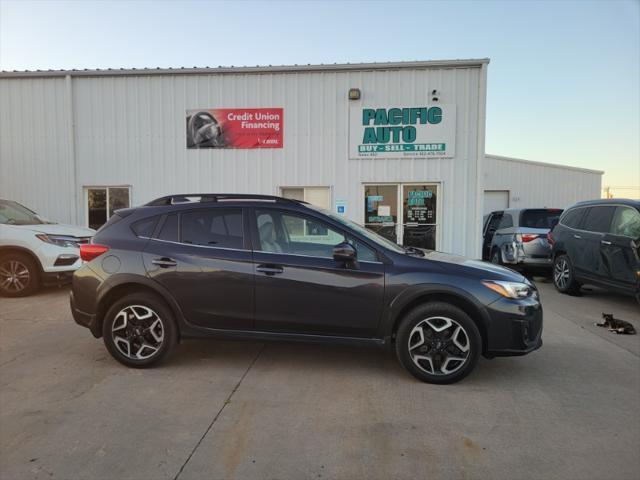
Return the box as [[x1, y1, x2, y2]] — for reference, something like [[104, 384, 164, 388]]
[[490, 248, 502, 265], [553, 254, 581, 295], [395, 302, 481, 384], [102, 292, 177, 368], [0, 252, 40, 297]]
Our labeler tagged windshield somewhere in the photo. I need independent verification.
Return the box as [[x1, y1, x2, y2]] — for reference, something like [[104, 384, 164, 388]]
[[307, 204, 406, 254], [0, 200, 50, 225]]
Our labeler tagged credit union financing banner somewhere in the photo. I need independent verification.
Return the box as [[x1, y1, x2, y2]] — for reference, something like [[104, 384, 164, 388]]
[[186, 108, 283, 149], [349, 105, 456, 159]]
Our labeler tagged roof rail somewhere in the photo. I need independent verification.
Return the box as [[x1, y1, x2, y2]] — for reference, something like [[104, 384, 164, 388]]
[[144, 193, 307, 206]]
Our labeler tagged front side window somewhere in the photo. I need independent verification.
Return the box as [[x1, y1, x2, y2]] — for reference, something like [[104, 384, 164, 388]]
[[497, 214, 513, 230], [582, 206, 616, 233], [610, 207, 640, 239], [181, 209, 243, 249], [255, 210, 346, 259]]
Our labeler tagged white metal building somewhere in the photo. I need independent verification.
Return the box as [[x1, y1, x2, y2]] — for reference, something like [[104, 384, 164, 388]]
[[483, 154, 603, 214], [0, 59, 488, 257]]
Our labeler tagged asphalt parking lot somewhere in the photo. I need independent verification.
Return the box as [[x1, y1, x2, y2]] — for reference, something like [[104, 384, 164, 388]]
[[1, 281, 639, 480]]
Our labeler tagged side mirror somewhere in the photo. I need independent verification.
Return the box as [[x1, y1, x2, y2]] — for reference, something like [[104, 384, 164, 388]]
[[333, 242, 357, 263]]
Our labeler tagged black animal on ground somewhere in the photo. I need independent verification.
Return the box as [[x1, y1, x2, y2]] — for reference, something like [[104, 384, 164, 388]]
[[596, 313, 637, 335]]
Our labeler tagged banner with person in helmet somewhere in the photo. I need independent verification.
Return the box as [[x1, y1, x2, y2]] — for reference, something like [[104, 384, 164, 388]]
[[186, 108, 283, 149]]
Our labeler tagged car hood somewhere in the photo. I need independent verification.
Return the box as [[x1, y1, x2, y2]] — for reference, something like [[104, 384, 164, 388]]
[[418, 249, 527, 282], [11, 224, 95, 237]]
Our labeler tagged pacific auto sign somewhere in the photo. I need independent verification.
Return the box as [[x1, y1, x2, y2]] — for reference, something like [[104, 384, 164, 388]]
[[349, 105, 456, 159]]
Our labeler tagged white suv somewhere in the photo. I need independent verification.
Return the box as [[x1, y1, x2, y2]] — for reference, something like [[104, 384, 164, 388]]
[[0, 199, 95, 297]]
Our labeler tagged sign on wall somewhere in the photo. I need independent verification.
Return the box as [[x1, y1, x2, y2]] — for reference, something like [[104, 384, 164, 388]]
[[186, 108, 283, 149], [349, 105, 456, 159]]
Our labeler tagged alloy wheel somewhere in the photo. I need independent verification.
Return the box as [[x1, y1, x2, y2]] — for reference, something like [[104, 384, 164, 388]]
[[554, 258, 569, 289], [0, 260, 30, 293], [111, 305, 165, 360], [408, 316, 470, 375]]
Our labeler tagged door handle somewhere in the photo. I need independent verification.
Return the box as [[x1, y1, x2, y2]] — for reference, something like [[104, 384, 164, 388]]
[[600, 240, 612, 245], [152, 257, 177, 268], [256, 264, 284, 275], [573, 234, 582, 239]]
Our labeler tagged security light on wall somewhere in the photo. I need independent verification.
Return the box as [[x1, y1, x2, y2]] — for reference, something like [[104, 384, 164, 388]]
[[348, 88, 361, 100]]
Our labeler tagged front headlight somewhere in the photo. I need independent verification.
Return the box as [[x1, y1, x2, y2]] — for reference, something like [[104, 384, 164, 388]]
[[35, 234, 79, 248], [482, 280, 533, 299]]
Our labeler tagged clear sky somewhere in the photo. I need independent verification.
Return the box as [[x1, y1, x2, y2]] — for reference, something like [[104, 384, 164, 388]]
[[1, 0, 638, 198]]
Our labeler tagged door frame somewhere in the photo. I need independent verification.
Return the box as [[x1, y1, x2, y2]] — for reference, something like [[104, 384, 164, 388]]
[[362, 182, 442, 249]]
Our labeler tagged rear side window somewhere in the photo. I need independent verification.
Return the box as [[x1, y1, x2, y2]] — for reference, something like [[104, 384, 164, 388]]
[[157, 214, 179, 242], [610, 207, 640, 238], [560, 208, 585, 229], [181, 208, 243, 249], [582, 206, 615, 233], [520, 209, 562, 229], [497, 214, 513, 229], [131, 216, 158, 238]]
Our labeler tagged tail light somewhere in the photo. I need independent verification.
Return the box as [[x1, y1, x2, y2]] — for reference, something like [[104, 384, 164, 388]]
[[80, 244, 110, 262], [521, 234, 539, 243]]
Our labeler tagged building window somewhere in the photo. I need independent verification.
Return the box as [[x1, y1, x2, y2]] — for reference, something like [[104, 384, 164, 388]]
[[281, 187, 331, 210], [86, 186, 131, 229]]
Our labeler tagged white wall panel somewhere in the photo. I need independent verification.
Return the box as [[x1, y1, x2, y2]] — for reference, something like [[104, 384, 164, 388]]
[[484, 155, 603, 210]]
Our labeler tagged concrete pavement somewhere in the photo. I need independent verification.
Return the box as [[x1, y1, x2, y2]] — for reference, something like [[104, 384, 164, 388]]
[[1, 282, 638, 480]]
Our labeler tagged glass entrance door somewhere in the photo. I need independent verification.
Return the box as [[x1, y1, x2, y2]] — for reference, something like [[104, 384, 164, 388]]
[[363, 185, 398, 244], [402, 184, 438, 250]]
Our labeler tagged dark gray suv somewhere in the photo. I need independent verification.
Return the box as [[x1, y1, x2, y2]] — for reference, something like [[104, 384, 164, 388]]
[[550, 199, 640, 300], [71, 194, 543, 384]]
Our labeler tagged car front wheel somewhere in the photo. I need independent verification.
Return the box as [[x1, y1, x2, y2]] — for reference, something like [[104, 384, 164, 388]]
[[395, 302, 481, 384], [102, 292, 177, 368], [0, 253, 40, 297]]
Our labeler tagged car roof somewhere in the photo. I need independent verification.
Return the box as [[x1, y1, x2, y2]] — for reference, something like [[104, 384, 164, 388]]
[[489, 207, 563, 215], [569, 198, 640, 209]]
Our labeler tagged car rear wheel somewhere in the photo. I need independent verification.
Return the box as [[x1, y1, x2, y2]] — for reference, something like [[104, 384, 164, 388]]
[[102, 292, 177, 368], [395, 302, 481, 384], [553, 254, 580, 295], [490, 248, 502, 265], [0, 253, 40, 297]]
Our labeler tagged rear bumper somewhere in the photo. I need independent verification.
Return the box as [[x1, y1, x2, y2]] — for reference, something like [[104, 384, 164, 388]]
[[483, 295, 543, 357], [70, 290, 101, 338]]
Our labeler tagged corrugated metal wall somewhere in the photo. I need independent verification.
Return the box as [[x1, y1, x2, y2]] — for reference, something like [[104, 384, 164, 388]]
[[1, 64, 486, 257], [484, 155, 603, 210]]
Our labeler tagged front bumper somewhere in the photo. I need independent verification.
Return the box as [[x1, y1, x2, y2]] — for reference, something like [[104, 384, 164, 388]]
[[483, 294, 543, 357], [70, 290, 100, 338], [42, 269, 75, 286]]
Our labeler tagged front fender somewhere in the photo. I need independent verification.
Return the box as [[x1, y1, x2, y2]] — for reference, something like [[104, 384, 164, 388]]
[[378, 281, 494, 339]]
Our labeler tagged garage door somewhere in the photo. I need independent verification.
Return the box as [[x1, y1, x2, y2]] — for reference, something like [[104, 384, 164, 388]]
[[484, 190, 509, 215]]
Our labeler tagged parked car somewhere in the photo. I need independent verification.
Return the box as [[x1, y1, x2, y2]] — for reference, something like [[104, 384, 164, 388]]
[[482, 208, 563, 271], [0, 199, 94, 297], [550, 199, 640, 300], [70, 194, 543, 384]]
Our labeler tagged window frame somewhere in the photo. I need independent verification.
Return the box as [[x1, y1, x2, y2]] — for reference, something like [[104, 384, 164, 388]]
[[250, 207, 383, 263], [84, 185, 132, 229], [581, 206, 616, 234], [180, 207, 245, 250], [150, 207, 250, 252], [609, 206, 640, 239]]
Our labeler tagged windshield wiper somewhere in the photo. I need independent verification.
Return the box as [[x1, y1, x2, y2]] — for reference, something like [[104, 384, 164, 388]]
[[403, 246, 425, 257]]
